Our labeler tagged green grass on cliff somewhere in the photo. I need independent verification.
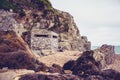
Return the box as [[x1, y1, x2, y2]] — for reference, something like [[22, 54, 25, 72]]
[[0, 0, 18, 12], [38, 0, 52, 10], [0, 0, 52, 12]]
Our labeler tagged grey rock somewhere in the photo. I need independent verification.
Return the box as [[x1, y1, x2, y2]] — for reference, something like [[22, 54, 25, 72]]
[[94, 44, 115, 68]]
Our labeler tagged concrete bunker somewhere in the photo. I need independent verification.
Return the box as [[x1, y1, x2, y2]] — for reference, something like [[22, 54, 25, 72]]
[[30, 29, 59, 51]]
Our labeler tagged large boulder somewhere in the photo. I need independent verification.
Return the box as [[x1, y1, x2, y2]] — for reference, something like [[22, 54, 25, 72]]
[[63, 51, 101, 78], [98, 44, 115, 65], [72, 51, 101, 78], [63, 60, 76, 71], [94, 44, 115, 68], [63, 51, 120, 80]]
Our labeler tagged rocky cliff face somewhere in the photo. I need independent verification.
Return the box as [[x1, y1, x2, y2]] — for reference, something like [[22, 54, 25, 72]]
[[0, 0, 90, 52], [1, 1, 120, 80]]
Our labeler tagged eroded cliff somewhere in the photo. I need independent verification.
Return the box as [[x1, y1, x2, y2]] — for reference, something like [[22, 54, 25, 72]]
[[0, 0, 91, 52]]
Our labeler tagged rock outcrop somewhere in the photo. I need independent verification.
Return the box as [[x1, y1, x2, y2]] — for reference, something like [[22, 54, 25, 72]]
[[15, 51, 120, 80], [106, 54, 120, 72], [63, 50, 120, 80], [63, 51, 101, 78], [0, 31, 48, 72], [94, 44, 115, 68], [0, 0, 91, 52], [0, 0, 120, 80], [0, 7, 48, 71]]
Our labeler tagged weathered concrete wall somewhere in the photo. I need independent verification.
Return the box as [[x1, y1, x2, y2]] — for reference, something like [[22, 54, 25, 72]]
[[31, 29, 58, 51], [0, 10, 16, 31]]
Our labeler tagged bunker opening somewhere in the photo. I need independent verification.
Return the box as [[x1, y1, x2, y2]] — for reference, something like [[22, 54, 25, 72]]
[[34, 34, 48, 37], [53, 36, 58, 38]]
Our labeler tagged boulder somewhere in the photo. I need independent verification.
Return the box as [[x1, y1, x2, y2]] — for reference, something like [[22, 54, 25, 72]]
[[63, 60, 76, 71], [99, 44, 115, 65], [94, 44, 115, 68], [72, 51, 101, 78], [63, 50, 120, 80], [63, 51, 101, 78]]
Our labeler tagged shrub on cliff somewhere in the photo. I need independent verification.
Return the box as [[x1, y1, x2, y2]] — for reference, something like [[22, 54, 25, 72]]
[[0, 0, 18, 12], [0, 0, 52, 12]]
